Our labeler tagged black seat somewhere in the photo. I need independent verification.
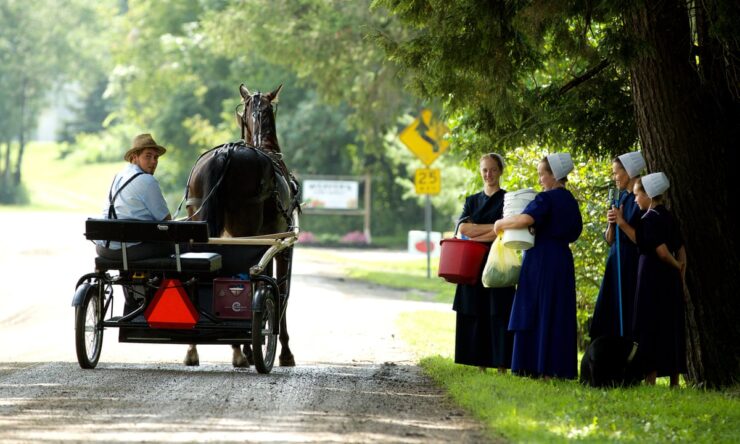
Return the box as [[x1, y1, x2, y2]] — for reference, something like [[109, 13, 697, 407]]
[[94, 251, 222, 272]]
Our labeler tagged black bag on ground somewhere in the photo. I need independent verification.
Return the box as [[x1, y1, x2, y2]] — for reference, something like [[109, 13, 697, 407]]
[[580, 336, 642, 387]]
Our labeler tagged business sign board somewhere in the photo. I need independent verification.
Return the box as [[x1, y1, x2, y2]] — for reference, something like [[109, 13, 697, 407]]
[[302, 180, 359, 210]]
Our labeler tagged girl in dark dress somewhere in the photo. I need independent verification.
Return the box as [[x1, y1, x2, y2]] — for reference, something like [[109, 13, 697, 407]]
[[632, 173, 687, 387], [591, 152, 645, 339], [453, 153, 516, 373], [493, 153, 583, 379]]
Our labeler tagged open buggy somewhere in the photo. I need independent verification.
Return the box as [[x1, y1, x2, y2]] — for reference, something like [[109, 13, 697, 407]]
[[72, 218, 297, 374]]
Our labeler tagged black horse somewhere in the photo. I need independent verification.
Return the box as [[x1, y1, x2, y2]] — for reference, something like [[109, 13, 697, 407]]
[[184, 84, 300, 368]]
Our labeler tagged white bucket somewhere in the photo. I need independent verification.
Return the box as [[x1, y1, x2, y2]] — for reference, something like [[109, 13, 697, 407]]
[[502, 188, 536, 249], [503, 227, 535, 250]]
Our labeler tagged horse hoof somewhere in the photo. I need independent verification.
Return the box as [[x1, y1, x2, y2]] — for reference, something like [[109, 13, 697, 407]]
[[279, 354, 295, 367], [184, 357, 199, 367], [233, 352, 249, 368]]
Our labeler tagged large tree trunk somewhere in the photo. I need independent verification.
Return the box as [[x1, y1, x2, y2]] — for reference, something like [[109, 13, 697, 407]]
[[625, 0, 740, 388]]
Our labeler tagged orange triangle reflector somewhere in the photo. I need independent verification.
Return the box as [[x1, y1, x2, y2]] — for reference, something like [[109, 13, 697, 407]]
[[144, 278, 199, 329]]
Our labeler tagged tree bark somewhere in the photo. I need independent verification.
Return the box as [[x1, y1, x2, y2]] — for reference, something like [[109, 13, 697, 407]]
[[13, 77, 27, 186], [624, 0, 740, 388]]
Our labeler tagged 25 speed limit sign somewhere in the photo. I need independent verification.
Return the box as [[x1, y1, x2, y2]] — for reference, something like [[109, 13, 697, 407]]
[[414, 168, 441, 195]]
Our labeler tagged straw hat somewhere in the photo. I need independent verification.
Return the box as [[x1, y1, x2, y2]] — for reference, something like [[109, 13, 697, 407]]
[[641, 172, 670, 198], [618, 151, 646, 178], [546, 152, 574, 180], [124, 133, 167, 162]]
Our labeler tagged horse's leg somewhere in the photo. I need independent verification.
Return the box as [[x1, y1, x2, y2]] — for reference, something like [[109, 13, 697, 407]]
[[184, 178, 204, 367], [232, 344, 248, 367], [242, 343, 254, 364], [184, 344, 199, 366], [279, 311, 294, 366], [277, 252, 295, 367]]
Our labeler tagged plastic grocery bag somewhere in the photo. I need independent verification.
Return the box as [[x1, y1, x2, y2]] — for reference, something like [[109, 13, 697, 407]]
[[482, 235, 522, 288]]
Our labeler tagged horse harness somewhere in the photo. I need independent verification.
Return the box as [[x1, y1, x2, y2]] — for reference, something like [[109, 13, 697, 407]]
[[183, 142, 299, 228]]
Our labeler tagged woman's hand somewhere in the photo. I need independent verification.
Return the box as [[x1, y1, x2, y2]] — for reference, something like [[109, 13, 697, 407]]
[[606, 206, 617, 224], [493, 220, 503, 236], [611, 206, 625, 227]]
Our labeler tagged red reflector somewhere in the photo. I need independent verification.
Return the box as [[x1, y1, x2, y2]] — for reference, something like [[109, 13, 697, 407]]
[[144, 278, 199, 329]]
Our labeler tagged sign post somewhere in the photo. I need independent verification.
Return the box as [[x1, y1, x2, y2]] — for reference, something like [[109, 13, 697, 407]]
[[399, 109, 449, 278]]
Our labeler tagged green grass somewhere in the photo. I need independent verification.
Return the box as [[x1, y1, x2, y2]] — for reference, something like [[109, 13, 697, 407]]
[[343, 255, 456, 302], [398, 310, 740, 443], [1, 141, 119, 213]]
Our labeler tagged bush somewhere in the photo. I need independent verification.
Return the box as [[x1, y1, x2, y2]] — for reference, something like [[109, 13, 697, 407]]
[[340, 230, 368, 244]]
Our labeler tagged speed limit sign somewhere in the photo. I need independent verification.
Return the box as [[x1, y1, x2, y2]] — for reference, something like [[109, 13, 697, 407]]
[[414, 168, 441, 195]]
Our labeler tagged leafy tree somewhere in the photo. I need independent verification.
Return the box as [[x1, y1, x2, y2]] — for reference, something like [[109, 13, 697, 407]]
[[0, 0, 113, 201], [375, 0, 740, 387], [201, 0, 449, 237]]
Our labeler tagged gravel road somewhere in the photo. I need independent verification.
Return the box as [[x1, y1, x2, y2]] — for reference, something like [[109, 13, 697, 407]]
[[0, 212, 493, 443]]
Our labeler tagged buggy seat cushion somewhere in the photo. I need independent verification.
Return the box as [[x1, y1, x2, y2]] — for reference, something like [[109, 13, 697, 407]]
[[95, 251, 222, 272]]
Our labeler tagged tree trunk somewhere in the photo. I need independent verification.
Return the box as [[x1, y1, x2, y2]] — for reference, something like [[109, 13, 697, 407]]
[[2, 141, 10, 188], [625, 0, 740, 388], [14, 77, 28, 186]]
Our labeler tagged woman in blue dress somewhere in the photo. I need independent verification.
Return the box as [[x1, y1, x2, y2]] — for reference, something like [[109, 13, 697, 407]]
[[454, 153, 516, 373], [632, 173, 687, 387], [493, 153, 583, 379], [590, 151, 645, 339]]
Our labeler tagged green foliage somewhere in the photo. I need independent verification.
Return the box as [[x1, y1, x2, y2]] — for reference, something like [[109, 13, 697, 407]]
[[373, 0, 637, 157], [398, 311, 740, 443], [200, 0, 442, 237], [60, 123, 141, 164]]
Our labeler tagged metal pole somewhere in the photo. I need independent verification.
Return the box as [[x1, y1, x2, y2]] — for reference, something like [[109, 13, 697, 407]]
[[364, 174, 372, 244], [425, 194, 432, 278]]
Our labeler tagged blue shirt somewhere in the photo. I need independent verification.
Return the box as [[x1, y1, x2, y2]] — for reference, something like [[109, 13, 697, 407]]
[[96, 163, 170, 249]]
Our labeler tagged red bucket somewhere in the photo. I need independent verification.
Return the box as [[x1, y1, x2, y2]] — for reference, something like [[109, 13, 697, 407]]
[[438, 239, 490, 285]]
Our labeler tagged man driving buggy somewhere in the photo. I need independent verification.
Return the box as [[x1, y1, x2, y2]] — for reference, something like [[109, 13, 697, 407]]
[[95, 133, 172, 260]]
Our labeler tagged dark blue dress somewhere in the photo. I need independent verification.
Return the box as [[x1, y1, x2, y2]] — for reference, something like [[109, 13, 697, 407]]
[[591, 191, 643, 339], [508, 188, 583, 379], [453, 190, 516, 368], [632, 205, 687, 377]]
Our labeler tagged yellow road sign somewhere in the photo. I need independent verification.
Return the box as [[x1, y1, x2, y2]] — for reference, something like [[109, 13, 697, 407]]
[[414, 168, 441, 195], [399, 109, 449, 166]]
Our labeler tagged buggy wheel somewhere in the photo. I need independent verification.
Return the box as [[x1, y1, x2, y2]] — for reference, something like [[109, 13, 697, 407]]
[[75, 284, 103, 369], [252, 292, 278, 374]]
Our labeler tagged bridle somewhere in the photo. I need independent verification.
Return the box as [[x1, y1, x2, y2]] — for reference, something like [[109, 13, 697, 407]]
[[240, 92, 278, 149]]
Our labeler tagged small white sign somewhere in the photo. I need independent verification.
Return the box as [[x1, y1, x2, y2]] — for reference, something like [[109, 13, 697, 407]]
[[407, 230, 442, 257], [303, 180, 359, 210]]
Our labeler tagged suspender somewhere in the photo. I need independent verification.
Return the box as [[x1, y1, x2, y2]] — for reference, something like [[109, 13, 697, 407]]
[[105, 172, 144, 247]]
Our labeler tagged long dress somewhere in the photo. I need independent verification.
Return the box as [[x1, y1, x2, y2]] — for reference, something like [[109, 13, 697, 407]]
[[453, 190, 516, 368], [590, 190, 643, 339], [632, 205, 687, 377], [508, 188, 583, 379]]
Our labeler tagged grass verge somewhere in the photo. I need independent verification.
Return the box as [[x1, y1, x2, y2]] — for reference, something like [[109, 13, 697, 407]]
[[398, 310, 740, 443], [344, 255, 456, 303]]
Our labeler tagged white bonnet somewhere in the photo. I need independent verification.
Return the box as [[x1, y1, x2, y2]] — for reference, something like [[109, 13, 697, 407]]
[[618, 151, 646, 178], [641, 172, 670, 198], [546, 152, 574, 180], [482, 153, 505, 170]]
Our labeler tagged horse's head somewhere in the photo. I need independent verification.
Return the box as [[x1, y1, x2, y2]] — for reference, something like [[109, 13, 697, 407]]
[[237, 83, 282, 152]]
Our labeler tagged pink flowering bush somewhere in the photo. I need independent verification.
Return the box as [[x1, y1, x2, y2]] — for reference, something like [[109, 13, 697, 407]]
[[298, 231, 316, 243], [340, 231, 368, 244]]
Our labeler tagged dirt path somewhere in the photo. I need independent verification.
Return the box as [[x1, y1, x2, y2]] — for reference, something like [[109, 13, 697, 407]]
[[0, 212, 492, 443]]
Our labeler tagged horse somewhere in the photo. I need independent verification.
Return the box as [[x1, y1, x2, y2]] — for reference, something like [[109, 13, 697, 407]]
[[183, 83, 300, 368]]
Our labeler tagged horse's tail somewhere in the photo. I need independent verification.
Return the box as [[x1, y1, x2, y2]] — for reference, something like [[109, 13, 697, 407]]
[[200, 146, 231, 237]]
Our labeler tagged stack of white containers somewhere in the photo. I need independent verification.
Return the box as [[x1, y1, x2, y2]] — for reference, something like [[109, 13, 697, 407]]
[[502, 188, 537, 249]]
